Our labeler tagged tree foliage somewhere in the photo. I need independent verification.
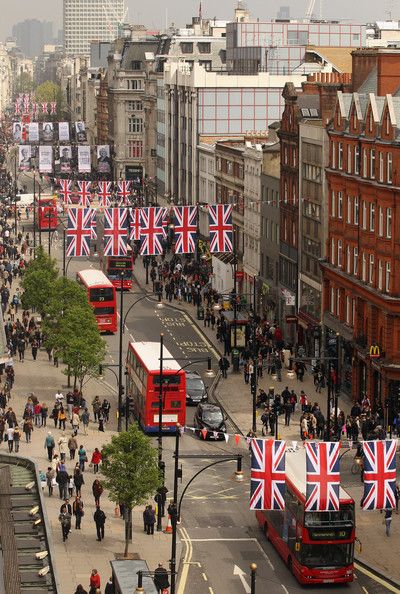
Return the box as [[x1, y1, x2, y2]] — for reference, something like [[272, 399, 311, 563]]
[[16, 72, 34, 94], [34, 81, 62, 118], [21, 247, 58, 313], [101, 424, 160, 556]]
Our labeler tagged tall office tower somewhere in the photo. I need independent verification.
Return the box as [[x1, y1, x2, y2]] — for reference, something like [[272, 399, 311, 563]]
[[63, 0, 125, 56], [12, 19, 54, 58]]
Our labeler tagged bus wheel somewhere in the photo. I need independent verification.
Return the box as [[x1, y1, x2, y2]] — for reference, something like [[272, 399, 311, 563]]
[[264, 523, 269, 541], [287, 557, 293, 574]]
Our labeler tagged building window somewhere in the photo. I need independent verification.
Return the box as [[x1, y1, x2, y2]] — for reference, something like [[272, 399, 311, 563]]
[[337, 109, 341, 127], [131, 60, 142, 70], [128, 116, 143, 133], [293, 149, 297, 166], [198, 42, 211, 53], [180, 42, 193, 53], [354, 145, 360, 174], [369, 254, 374, 285], [352, 298, 356, 326], [369, 111, 373, 132], [378, 260, 383, 290], [386, 262, 391, 292], [378, 206, 383, 236], [353, 110, 357, 130], [387, 208, 392, 238], [338, 191, 343, 219], [284, 181, 288, 203], [362, 253, 367, 281], [369, 203, 375, 232], [362, 201, 367, 230], [387, 153, 393, 183], [346, 196, 352, 224], [337, 239, 343, 268], [331, 238, 335, 265], [379, 152, 384, 182], [346, 245, 351, 273], [284, 147, 288, 164], [338, 142, 343, 170], [362, 148, 367, 177], [336, 288, 341, 317], [292, 222, 296, 245], [126, 100, 143, 111], [128, 140, 143, 158], [331, 142, 336, 168], [370, 149, 375, 179], [331, 191, 335, 217], [199, 60, 212, 71], [292, 183, 297, 204], [354, 196, 359, 225], [346, 295, 351, 325], [330, 286, 335, 314], [347, 145, 352, 174], [353, 247, 358, 276], [127, 79, 142, 90]]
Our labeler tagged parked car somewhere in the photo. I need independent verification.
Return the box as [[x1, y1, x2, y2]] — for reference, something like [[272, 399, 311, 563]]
[[185, 371, 207, 405], [193, 403, 226, 439]]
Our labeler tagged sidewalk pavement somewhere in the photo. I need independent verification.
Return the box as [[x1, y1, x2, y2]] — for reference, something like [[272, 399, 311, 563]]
[[5, 214, 175, 594], [133, 256, 400, 583]]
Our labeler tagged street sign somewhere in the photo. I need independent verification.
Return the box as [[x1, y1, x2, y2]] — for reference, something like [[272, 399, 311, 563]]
[[285, 315, 298, 324], [235, 271, 244, 281]]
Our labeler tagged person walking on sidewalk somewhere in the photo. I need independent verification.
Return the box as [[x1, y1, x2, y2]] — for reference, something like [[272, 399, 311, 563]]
[[153, 563, 170, 593], [73, 495, 84, 529], [23, 418, 33, 443], [91, 448, 102, 473], [46, 467, 55, 496], [92, 479, 103, 506], [59, 504, 72, 542], [44, 432, 55, 461], [6, 425, 14, 452], [13, 425, 20, 452], [382, 508, 393, 536], [68, 434, 78, 460], [89, 570, 101, 594], [78, 445, 87, 471], [81, 408, 90, 434], [58, 432, 68, 462], [93, 505, 106, 541], [31, 337, 38, 361], [218, 356, 230, 379], [17, 336, 25, 361], [41, 402, 48, 427], [56, 465, 69, 500], [58, 406, 67, 430], [74, 466, 85, 497], [144, 504, 156, 535], [284, 401, 292, 427]]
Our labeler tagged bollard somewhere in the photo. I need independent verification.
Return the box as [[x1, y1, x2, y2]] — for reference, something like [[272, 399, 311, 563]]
[[136, 570, 145, 593]]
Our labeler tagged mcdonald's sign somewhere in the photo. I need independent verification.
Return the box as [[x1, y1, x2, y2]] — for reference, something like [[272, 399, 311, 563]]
[[369, 345, 381, 359]]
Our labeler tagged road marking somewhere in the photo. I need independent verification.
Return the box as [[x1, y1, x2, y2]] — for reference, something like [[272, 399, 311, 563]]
[[177, 527, 193, 594], [182, 312, 220, 359], [181, 538, 275, 572], [209, 588, 214, 594], [362, 587, 369, 594], [281, 585, 289, 594], [202, 573, 208, 581], [355, 564, 399, 594], [233, 565, 251, 593]]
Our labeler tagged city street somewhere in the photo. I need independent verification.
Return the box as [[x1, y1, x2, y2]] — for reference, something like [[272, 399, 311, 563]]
[[51, 229, 398, 594]]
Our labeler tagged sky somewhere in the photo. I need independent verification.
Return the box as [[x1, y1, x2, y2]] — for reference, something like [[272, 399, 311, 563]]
[[0, 0, 394, 41]]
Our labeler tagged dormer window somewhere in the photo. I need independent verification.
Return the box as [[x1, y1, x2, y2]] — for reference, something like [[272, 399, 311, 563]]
[[368, 112, 373, 133], [353, 110, 357, 130], [386, 114, 390, 135], [337, 110, 341, 127]]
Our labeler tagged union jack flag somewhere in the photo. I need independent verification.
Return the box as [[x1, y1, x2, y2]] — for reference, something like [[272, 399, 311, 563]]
[[250, 439, 286, 510], [90, 209, 97, 240], [59, 180, 72, 203], [129, 208, 141, 241], [117, 181, 131, 205], [32, 102, 39, 116], [41, 102, 49, 114], [77, 181, 92, 207], [104, 208, 128, 256], [23, 95, 30, 113], [173, 206, 197, 254], [139, 207, 164, 256], [66, 208, 94, 257], [305, 442, 341, 512], [362, 440, 397, 510], [162, 207, 169, 238], [50, 102, 57, 115], [209, 204, 233, 253], [97, 181, 112, 208], [14, 101, 21, 115]]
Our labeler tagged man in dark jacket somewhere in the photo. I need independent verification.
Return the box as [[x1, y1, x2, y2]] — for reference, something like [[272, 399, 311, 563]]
[[153, 563, 170, 593], [93, 505, 106, 541], [56, 467, 69, 500]]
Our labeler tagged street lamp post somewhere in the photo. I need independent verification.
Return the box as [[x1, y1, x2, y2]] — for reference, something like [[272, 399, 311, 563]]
[[233, 255, 238, 349], [250, 563, 257, 594], [157, 333, 165, 532], [33, 172, 37, 251], [250, 319, 258, 433], [117, 271, 125, 432]]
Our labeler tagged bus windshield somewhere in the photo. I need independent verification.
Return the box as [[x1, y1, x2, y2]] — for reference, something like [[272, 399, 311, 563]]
[[90, 287, 114, 302], [304, 504, 354, 527], [153, 375, 181, 385], [301, 543, 353, 568]]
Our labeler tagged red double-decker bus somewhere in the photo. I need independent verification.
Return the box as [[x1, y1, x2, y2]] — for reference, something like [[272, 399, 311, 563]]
[[76, 269, 117, 334], [126, 341, 186, 433], [38, 196, 58, 231], [256, 447, 355, 585], [103, 249, 134, 290]]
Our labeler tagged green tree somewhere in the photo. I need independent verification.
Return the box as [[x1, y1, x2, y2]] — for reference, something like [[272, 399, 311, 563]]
[[56, 304, 106, 390], [101, 425, 160, 557], [15, 72, 34, 94], [34, 81, 62, 118], [21, 247, 58, 314]]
